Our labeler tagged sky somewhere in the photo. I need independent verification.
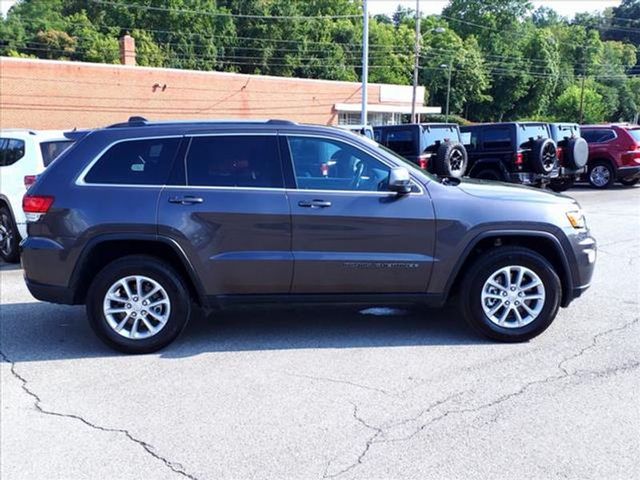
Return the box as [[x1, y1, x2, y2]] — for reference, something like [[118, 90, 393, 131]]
[[0, 0, 624, 18]]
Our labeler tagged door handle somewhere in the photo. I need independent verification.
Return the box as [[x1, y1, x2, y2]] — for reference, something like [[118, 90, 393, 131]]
[[298, 199, 332, 208], [168, 195, 204, 205]]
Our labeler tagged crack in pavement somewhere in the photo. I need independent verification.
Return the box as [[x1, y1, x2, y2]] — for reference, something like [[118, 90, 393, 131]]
[[287, 372, 397, 398], [323, 317, 639, 478], [0, 350, 199, 480]]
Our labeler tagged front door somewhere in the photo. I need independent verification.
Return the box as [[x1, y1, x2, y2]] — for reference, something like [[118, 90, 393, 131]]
[[282, 135, 436, 294], [157, 133, 292, 296]]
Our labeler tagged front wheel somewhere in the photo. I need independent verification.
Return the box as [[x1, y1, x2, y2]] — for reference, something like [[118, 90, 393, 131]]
[[86, 255, 191, 353], [460, 247, 561, 342]]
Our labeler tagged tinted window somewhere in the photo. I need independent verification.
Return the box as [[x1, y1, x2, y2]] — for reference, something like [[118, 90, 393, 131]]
[[551, 124, 579, 142], [85, 138, 180, 185], [0, 138, 26, 167], [483, 128, 512, 149], [422, 125, 460, 147], [186, 135, 283, 188], [287, 136, 390, 192], [582, 129, 615, 143], [40, 140, 74, 167], [384, 129, 417, 155], [519, 124, 549, 145]]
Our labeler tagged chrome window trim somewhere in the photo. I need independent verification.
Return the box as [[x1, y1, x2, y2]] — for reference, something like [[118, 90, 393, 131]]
[[75, 135, 184, 187]]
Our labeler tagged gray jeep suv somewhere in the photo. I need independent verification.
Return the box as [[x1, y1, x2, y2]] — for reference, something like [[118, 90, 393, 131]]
[[21, 118, 596, 353]]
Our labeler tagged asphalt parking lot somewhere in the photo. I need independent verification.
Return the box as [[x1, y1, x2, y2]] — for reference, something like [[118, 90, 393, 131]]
[[1, 185, 639, 480]]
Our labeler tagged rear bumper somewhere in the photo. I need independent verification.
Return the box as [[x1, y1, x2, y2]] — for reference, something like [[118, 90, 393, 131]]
[[24, 277, 76, 304]]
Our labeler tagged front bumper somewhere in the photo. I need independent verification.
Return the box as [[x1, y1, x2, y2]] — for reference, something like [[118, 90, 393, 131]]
[[562, 231, 597, 307]]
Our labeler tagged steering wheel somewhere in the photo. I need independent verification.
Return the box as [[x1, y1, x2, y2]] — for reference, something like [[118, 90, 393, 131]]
[[351, 161, 365, 189]]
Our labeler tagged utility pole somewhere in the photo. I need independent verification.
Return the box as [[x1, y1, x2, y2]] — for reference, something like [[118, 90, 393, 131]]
[[441, 63, 452, 123], [361, 0, 369, 125], [411, 0, 421, 124], [578, 73, 586, 124]]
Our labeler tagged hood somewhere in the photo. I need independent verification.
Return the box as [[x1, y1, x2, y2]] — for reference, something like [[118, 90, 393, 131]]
[[456, 178, 577, 206]]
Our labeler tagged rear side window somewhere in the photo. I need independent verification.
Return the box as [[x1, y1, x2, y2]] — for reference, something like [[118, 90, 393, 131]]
[[582, 129, 615, 143], [84, 138, 180, 185], [0, 138, 26, 167], [185, 135, 283, 188], [482, 128, 512, 149], [384, 129, 417, 155], [40, 140, 74, 167], [422, 126, 460, 146]]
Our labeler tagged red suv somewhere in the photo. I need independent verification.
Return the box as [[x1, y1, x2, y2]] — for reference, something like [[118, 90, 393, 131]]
[[581, 124, 640, 188]]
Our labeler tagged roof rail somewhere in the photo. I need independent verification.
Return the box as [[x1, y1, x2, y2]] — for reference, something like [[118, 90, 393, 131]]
[[107, 116, 149, 128], [266, 119, 296, 125]]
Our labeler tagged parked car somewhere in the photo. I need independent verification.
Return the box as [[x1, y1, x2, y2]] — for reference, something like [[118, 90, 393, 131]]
[[373, 123, 468, 178], [581, 124, 640, 188], [21, 117, 596, 353], [335, 124, 375, 140], [461, 122, 561, 188], [0, 129, 74, 262], [547, 123, 589, 192]]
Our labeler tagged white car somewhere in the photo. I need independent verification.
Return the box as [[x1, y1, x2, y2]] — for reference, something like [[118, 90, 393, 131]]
[[0, 129, 74, 262]]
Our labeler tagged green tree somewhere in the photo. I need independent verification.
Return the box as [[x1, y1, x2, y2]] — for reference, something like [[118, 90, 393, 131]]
[[554, 82, 607, 123]]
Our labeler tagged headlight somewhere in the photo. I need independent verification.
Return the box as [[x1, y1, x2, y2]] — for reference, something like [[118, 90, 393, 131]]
[[566, 210, 586, 229]]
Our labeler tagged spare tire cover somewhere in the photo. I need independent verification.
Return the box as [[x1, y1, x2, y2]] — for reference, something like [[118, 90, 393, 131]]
[[565, 137, 589, 169]]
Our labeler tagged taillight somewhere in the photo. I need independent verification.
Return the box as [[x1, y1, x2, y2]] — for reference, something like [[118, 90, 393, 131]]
[[24, 175, 37, 190], [23, 195, 54, 221], [514, 152, 524, 165], [418, 154, 429, 170], [556, 147, 564, 164]]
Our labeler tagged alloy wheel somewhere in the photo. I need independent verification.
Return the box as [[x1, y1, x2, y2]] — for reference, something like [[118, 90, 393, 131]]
[[449, 149, 465, 172], [542, 143, 556, 172], [590, 165, 611, 187], [481, 265, 546, 328], [0, 213, 14, 258], [102, 275, 171, 339]]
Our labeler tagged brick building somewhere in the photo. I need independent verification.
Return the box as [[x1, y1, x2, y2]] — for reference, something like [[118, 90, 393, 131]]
[[0, 43, 439, 130]]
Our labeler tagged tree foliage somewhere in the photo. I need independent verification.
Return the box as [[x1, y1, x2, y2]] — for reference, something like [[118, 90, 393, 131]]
[[1, 0, 638, 123]]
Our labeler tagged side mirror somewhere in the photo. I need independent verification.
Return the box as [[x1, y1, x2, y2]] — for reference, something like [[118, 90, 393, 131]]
[[388, 167, 412, 194]]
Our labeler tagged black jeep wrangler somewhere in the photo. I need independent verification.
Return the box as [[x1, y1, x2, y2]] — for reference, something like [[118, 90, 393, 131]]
[[373, 123, 468, 178], [461, 122, 563, 188]]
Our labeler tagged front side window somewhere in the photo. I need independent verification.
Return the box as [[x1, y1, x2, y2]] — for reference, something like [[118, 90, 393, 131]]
[[287, 136, 390, 192], [84, 138, 180, 185], [186, 135, 283, 188], [0, 138, 26, 167]]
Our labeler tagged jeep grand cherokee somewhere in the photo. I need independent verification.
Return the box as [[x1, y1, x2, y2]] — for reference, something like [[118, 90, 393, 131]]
[[21, 118, 596, 353]]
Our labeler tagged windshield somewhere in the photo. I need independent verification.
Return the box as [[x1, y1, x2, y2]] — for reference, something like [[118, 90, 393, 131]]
[[40, 140, 74, 167], [519, 123, 549, 146], [627, 129, 640, 143]]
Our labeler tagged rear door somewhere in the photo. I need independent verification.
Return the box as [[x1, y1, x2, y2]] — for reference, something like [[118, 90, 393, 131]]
[[157, 132, 292, 296], [281, 133, 436, 294]]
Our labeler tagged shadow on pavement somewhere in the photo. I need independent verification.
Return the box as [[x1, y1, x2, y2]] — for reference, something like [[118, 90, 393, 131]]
[[0, 301, 488, 363]]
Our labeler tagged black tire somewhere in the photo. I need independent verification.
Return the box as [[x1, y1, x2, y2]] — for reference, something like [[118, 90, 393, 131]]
[[548, 177, 575, 192], [460, 246, 561, 342], [530, 138, 557, 174], [0, 205, 21, 263], [564, 137, 589, 169], [473, 168, 504, 181], [86, 255, 191, 353], [433, 141, 468, 178], [619, 177, 639, 187], [588, 161, 615, 189]]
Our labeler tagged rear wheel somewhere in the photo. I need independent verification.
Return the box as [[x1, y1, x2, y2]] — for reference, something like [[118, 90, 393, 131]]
[[460, 247, 561, 342], [86, 255, 191, 353], [0, 205, 20, 263], [619, 177, 639, 187], [588, 161, 615, 189]]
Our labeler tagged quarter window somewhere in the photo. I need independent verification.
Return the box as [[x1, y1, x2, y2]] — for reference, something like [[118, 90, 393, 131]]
[[40, 140, 74, 167], [287, 136, 391, 192], [185, 135, 283, 188], [0, 138, 26, 167], [84, 138, 180, 185]]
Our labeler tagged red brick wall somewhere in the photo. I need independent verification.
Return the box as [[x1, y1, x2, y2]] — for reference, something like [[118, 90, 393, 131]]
[[0, 57, 395, 130]]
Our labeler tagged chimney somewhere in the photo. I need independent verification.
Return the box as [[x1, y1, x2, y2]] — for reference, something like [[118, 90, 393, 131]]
[[119, 34, 136, 66]]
